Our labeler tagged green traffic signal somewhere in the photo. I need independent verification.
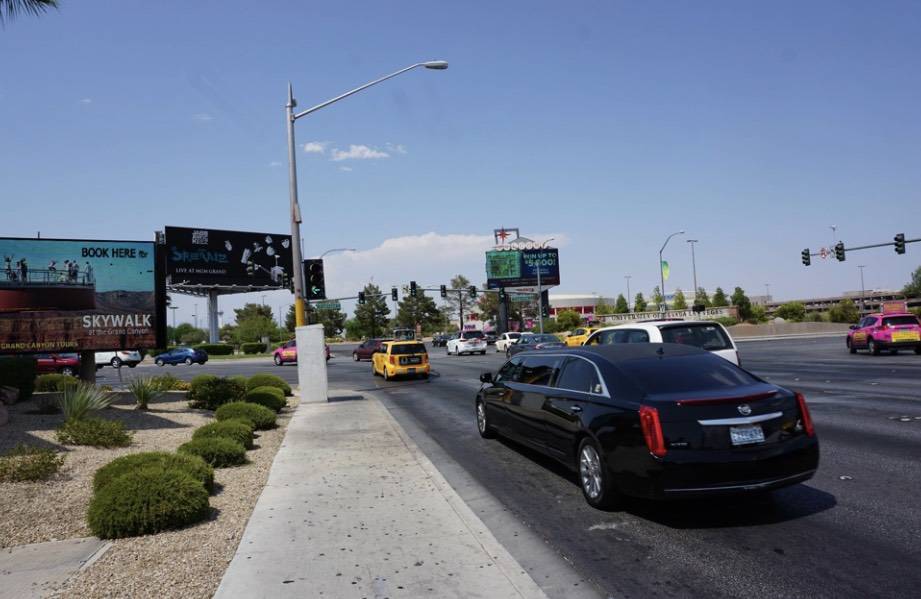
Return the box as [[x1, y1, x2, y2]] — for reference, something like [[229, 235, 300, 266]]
[[895, 233, 906, 254]]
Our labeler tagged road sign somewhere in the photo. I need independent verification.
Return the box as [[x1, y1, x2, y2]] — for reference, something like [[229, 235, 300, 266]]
[[509, 293, 536, 303], [313, 300, 341, 311]]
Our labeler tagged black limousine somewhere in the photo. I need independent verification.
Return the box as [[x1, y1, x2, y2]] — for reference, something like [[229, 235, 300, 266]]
[[475, 343, 819, 509]]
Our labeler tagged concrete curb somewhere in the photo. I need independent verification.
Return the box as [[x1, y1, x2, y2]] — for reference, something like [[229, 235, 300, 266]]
[[734, 332, 845, 342]]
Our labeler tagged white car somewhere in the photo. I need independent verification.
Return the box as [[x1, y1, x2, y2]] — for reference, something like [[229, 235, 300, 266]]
[[446, 331, 488, 355], [583, 320, 740, 365], [494, 332, 524, 352], [95, 350, 143, 369]]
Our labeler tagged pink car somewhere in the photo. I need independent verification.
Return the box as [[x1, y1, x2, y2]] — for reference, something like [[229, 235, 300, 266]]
[[273, 340, 331, 366], [847, 312, 921, 355]]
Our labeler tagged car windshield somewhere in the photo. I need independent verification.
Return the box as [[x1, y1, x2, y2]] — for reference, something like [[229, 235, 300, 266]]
[[624, 354, 759, 395], [659, 324, 733, 351], [391, 343, 426, 355], [883, 316, 920, 327], [533, 335, 561, 343], [507, 333, 521, 340]]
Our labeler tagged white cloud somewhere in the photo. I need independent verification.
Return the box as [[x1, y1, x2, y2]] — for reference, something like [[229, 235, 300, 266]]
[[79, 98, 92, 105], [303, 141, 328, 154], [338, 166, 353, 172], [330, 144, 389, 161], [193, 113, 214, 122], [384, 142, 407, 155]]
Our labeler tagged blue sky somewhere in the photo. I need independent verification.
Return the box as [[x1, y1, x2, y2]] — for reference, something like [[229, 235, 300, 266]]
[[3, 1, 921, 325]]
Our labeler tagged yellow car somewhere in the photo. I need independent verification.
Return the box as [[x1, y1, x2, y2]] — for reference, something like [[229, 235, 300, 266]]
[[372, 340, 430, 381], [565, 327, 598, 347]]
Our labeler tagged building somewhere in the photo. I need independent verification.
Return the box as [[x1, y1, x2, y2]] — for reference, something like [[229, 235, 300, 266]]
[[548, 294, 619, 319]]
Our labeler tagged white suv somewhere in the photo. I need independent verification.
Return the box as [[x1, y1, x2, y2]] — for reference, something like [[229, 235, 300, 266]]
[[583, 320, 740, 365], [446, 331, 488, 356], [95, 350, 143, 369], [494, 332, 523, 352]]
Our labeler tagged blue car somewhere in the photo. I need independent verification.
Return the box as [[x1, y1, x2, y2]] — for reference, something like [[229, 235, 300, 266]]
[[153, 347, 208, 366]]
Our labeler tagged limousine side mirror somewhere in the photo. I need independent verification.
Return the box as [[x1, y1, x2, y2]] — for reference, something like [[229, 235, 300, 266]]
[[479, 371, 493, 384]]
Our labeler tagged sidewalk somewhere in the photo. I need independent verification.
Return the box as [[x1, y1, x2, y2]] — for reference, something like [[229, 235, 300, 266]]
[[214, 392, 548, 599]]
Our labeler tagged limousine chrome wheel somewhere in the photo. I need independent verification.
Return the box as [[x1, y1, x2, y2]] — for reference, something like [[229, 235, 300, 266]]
[[578, 438, 616, 509], [476, 400, 494, 438]]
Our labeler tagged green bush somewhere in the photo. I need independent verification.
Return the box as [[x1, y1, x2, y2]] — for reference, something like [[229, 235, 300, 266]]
[[127, 377, 163, 410], [713, 316, 739, 328], [93, 451, 214, 494], [215, 402, 276, 430], [192, 419, 255, 450], [228, 375, 248, 388], [0, 444, 64, 482], [188, 376, 246, 410], [0, 356, 37, 401], [58, 383, 116, 421], [87, 467, 210, 539], [34, 373, 79, 393], [241, 342, 268, 354], [56, 418, 132, 448], [246, 374, 292, 397], [775, 301, 806, 322], [150, 373, 190, 392], [178, 437, 247, 467], [244, 386, 286, 412], [193, 343, 235, 355]]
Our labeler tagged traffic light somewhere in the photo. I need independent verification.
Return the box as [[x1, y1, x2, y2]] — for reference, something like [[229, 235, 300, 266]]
[[358, 291, 366, 305], [834, 242, 845, 262], [304, 259, 326, 300], [801, 249, 811, 267], [391, 287, 398, 302], [410, 281, 418, 298], [540, 290, 550, 318], [440, 284, 447, 298], [895, 233, 906, 254], [468, 286, 477, 298]]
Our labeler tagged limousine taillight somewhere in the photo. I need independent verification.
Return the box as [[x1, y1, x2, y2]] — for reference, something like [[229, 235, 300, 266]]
[[639, 405, 667, 458], [795, 392, 815, 437]]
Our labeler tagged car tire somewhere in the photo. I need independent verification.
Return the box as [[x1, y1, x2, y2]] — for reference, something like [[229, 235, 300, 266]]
[[890, 349, 899, 355], [847, 338, 856, 354], [274, 355, 282, 366], [577, 437, 619, 510], [914, 346, 921, 355], [383, 368, 390, 381], [60, 367, 75, 377], [110, 357, 122, 368], [480, 351, 486, 355], [476, 399, 496, 439], [353, 352, 360, 361], [184, 357, 193, 365], [420, 373, 429, 380], [128, 363, 137, 368], [156, 359, 164, 367], [868, 338, 880, 355]]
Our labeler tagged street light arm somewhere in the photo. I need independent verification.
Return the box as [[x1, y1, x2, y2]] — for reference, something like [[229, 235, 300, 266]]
[[659, 230, 684, 254], [294, 63, 434, 120]]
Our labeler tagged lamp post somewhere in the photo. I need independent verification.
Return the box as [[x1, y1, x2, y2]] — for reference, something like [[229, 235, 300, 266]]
[[687, 239, 699, 304], [536, 238, 555, 334], [286, 61, 448, 327], [659, 230, 684, 311], [857, 265, 867, 316], [168, 306, 178, 329], [319, 248, 356, 259], [624, 275, 632, 311]]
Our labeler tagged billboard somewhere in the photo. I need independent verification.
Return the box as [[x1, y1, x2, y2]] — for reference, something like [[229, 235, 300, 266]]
[[0, 237, 165, 354], [486, 248, 560, 289], [165, 226, 293, 289]]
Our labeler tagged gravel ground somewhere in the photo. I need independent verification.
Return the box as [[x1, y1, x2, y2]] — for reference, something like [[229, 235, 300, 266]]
[[0, 390, 298, 598]]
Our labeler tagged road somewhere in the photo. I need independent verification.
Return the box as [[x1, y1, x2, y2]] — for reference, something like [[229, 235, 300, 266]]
[[114, 338, 921, 598]]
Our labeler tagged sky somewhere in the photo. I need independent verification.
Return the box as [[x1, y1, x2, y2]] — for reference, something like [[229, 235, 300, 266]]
[[3, 0, 921, 326]]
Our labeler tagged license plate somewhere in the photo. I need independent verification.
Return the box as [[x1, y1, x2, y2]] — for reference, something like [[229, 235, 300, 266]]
[[404, 356, 422, 365], [892, 331, 920, 342], [730, 425, 765, 446], [408, 368, 416, 374]]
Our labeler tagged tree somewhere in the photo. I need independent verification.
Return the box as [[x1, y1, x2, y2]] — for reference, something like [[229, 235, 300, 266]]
[[395, 292, 443, 335], [634, 292, 648, 313], [316, 309, 346, 338], [234, 303, 273, 323], [173, 322, 206, 345], [904, 265, 921, 298], [695, 287, 711, 307], [285, 305, 297, 333], [750, 304, 768, 323], [614, 294, 629, 314], [218, 324, 237, 344], [651, 286, 663, 309], [236, 315, 277, 343], [0, 0, 57, 23], [775, 301, 806, 322], [730, 287, 753, 320], [353, 283, 390, 338], [556, 310, 582, 331], [829, 299, 860, 323], [443, 275, 477, 329], [712, 287, 729, 307], [672, 289, 688, 310]]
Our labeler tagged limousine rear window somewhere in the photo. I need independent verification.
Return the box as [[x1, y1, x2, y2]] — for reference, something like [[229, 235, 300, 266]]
[[659, 324, 732, 351], [625, 354, 757, 395]]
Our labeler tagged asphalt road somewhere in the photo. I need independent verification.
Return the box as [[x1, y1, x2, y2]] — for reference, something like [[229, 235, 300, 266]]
[[114, 339, 921, 598]]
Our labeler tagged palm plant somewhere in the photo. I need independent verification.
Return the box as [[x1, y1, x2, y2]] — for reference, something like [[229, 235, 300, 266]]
[[58, 382, 115, 421], [127, 377, 163, 410], [0, 0, 58, 23]]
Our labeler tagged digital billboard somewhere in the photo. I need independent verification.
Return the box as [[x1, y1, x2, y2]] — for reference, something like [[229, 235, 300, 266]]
[[165, 226, 293, 289], [486, 248, 560, 289], [0, 237, 165, 354]]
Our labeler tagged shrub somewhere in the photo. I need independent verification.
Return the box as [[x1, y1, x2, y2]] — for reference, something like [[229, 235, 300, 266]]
[[192, 419, 255, 450], [244, 386, 286, 412], [57, 418, 132, 448], [246, 374, 292, 397], [188, 376, 246, 410], [193, 343, 234, 355], [58, 383, 115, 421], [228, 375, 248, 388], [34, 373, 79, 393], [0, 444, 64, 482], [775, 301, 806, 322], [713, 316, 739, 328], [0, 356, 37, 401], [178, 437, 247, 467], [127, 377, 163, 410], [241, 342, 268, 354], [215, 402, 276, 430], [87, 467, 210, 539], [150, 373, 190, 392], [93, 451, 214, 494]]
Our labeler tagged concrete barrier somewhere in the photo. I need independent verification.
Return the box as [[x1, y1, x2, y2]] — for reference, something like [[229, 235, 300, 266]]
[[729, 322, 851, 339]]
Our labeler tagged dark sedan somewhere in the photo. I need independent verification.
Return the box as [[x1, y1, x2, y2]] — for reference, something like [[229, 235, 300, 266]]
[[153, 347, 208, 366], [352, 338, 392, 361], [475, 343, 819, 509], [506, 333, 565, 357]]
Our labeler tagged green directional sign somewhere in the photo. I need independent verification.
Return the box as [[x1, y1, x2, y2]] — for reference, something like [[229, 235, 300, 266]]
[[509, 293, 536, 303], [314, 300, 341, 311]]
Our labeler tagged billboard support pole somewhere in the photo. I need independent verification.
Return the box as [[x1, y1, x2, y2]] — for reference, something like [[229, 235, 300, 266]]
[[79, 351, 96, 384], [207, 290, 220, 343]]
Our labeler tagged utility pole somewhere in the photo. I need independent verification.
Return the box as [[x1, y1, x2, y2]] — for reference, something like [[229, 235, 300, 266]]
[[624, 275, 632, 311], [687, 240, 699, 303], [537, 263, 543, 333], [857, 265, 867, 316]]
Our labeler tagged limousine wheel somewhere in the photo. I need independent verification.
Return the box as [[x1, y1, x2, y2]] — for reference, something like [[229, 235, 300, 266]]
[[274, 355, 283, 366], [476, 400, 495, 439], [578, 438, 617, 510]]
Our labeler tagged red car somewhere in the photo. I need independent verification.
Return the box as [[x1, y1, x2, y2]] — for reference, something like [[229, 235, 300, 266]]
[[352, 338, 392, 361], [33, 353, 80, 376], [272, 340, 331, 366], [847, 311, 921, 355]]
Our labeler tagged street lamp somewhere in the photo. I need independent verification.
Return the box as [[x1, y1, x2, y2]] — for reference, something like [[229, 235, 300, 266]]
[[319, 248, 356, 259], [536, 238, 555, 333], [686, 239, 699, 305], [659, 230, 684, 311], [857, 265, 867, 316], [286, 61, 449, 327], [624, 275, 632, 311]]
